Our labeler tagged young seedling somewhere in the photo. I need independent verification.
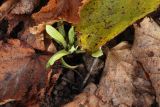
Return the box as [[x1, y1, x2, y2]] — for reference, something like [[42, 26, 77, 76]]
[[46, 24, 103, 69]]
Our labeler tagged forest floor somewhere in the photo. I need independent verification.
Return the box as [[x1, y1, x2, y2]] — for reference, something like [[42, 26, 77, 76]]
[[0, 0, 160, 107]]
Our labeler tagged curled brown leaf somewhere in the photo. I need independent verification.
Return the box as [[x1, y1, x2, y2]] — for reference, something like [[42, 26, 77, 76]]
[[32, 0, 83, 24]]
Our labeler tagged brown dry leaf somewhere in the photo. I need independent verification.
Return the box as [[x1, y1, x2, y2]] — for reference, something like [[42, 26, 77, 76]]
[[0, 0, 57, 52], [6, 15, 48, 51], [132, 17, 160, 104], [96, 43, 154, 107], [0, 0, 49, 51], [0, 0, 86, 52], [0, 39, 55, 106], [11, 0, 40, 14], [0, 0, 39, 17], [32, 0, 83, 24], [5, 14, 56, 52], [95, 42, 155, 107], [20, 23, 46, 51], [64, 83, 99, 107], [64, 18, 160, 107], [95, 44, 136, 107], [0, 0, 19, 21], [6, 14, 34, 34], [64, 42, 155, 107], [20, 23, 57, 52]]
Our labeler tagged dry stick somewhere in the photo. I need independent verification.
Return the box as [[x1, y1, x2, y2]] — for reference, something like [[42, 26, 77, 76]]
[[82, 58, 99, 88]]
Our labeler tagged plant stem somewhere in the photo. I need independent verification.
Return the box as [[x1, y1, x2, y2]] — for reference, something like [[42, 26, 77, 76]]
[[82, 58, 99, 87]]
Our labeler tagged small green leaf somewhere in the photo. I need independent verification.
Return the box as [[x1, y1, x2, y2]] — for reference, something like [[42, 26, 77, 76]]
[[46, 49, 69, 68], [69, 45, 77, 53], [57, 20, 66, 37], [61, 58, 78, 69], [46, 25, 67, 48], [68, 26, 75, 45], [91, 48, 103, 58]]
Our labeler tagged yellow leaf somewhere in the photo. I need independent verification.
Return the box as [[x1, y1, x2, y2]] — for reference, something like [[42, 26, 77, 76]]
[[77, 0, 160, 52]]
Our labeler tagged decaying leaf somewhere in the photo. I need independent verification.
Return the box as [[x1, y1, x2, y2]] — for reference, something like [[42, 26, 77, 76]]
[[0, 0, 85, 52], [0, 0, 49, 51], [0, 39, 52, 106], [64, 43, 155, 107], [0, 0, 18, 21], [32, 0, 83, 24], [5, 14, 56, 52], [11, 0, 40, 14], [0, 0, 40, 18], [64, 17, 160, 107], [132, 18, 160, 104], [6, 14, 34, 34], [95, 42, 155, 107], [20, 23, 46, 51], [95, 45, 136, 106], [77, 0, 160, 52]]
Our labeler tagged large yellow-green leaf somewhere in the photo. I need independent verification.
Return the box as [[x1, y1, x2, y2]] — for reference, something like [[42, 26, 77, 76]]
[[77, 0, 160, 52]]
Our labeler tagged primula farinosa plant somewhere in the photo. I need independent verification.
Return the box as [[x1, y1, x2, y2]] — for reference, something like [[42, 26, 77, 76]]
[[46, 24, 103, 69]]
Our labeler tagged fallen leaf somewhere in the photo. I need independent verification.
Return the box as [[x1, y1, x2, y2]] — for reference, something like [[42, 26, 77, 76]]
[[6, 15, 56, 52], [96, 42, 155, 107], [132, 17, 160, 104], [0, 0, 19, 21], [77, 0, 160, 52], [32, 0, 83, 24], [0, 0, 49, 51], [20, 23, 46, 51], [0, 39, 52, 106], [63, 83, 99, 107], [11, 0, 40, 14], [64, 18, 160, 106], [6, 14, 34, 35]]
